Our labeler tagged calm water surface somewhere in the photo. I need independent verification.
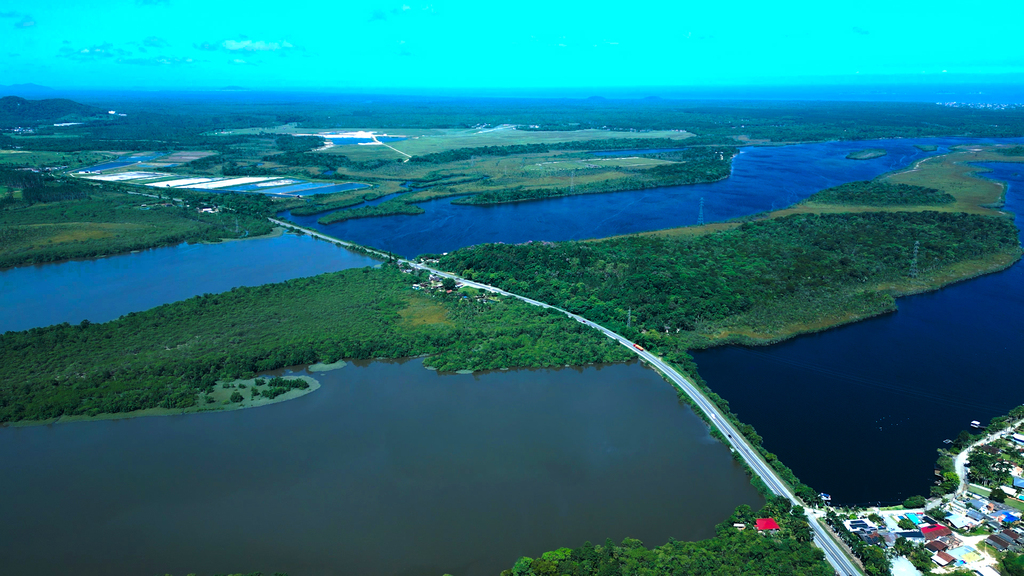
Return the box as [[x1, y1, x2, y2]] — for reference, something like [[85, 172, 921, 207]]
[[0, 359, 763, 576], [0, 232, 378, 332], [693, 162, 1024, 505], [285, 137, 1024, 257]]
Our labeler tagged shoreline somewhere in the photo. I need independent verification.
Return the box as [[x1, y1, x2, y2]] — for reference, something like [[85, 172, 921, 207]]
[[3, 361, 349, 428], [0, 226, 288, 273], [696, 248, 1022, 348], [4, 247, 1018, 428]]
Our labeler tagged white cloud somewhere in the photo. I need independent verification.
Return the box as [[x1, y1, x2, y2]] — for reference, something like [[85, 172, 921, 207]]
[[222, 39, 294, 52]]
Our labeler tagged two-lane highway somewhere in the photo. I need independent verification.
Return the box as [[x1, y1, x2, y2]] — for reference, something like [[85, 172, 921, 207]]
[[271, 218, 861, 575]]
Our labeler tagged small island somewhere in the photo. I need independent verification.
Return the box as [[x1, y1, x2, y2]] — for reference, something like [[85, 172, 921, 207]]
[[914, 144, 939, 152], [846, 148, 888, 160]]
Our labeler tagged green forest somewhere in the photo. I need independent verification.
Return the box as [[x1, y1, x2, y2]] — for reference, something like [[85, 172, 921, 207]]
[[0, 266, 631, 423], [500, 497, 831, 576], [437, 211, 1020, 346], [804, 180, 955, 206], [0, 171, 275, 268], [317, 195, 425, 224]]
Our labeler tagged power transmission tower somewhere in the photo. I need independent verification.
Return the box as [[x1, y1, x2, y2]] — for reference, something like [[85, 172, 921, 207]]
[[913, 239, 921, 278], [570, 170, 576, 194], [627, 307, 632, 328], [697, 197, 705, 226]]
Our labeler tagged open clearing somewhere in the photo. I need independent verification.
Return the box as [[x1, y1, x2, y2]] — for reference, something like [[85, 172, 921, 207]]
[[526, 156, 675, 172], [211, 124, 693, 161]]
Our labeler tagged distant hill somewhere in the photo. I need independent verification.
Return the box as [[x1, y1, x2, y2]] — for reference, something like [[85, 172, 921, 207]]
[[0, 96, 104, 128], [0, 83, 55, 97]]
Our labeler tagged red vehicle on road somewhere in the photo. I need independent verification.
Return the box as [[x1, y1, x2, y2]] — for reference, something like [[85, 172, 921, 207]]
[[633, 344, 644, 351]]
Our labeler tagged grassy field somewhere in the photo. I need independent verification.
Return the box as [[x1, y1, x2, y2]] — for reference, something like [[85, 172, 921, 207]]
[[640, 145, 1024, 242], [0, 150, 113, 170], [524, 156, 675, 172], [212, 125, 693, 161], [0, 188, 275, 269], [608, 145, 1024, 344]]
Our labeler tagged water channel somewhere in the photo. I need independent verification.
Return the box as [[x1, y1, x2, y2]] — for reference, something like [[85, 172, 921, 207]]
[[2, 138, 1023, 572], [0, 232, 378, 333], [692, 162, 1024, 505], [285, 136, 1024, 257], [0, 360, 762, 576]]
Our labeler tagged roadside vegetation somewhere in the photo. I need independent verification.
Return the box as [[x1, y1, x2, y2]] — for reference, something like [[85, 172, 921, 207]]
[[0, 266, 630, 423], [436, 211, 1020, 349], [501, 497, 831, 576]]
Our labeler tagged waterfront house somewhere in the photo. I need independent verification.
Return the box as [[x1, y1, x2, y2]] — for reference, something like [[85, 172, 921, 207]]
[[755, 518, 780, 532]]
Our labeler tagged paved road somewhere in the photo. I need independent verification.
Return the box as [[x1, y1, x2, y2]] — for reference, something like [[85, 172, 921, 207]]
[[270, 218, 861, 575], [954, 418, 1024, 495]]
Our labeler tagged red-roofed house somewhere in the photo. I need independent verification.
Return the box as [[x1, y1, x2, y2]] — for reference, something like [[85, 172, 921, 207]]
[[921, 525, 952, 540], [756, 518, 780, 531]]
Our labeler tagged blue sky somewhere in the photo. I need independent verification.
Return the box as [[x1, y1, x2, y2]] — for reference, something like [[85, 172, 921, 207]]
[[2, 0, 1022, 90]]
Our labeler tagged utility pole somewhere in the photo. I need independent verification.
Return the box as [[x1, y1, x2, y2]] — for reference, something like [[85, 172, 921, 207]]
[[910, 240, 919, 278], [697, 197, 705, 226]]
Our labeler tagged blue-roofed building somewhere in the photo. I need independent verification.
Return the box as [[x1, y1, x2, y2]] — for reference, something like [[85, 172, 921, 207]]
[[1013, 476, 1024, 489]]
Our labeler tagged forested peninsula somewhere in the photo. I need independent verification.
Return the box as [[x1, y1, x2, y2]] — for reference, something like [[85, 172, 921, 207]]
[[437, 211, 1020, 349], [0, 266, 630, 423]]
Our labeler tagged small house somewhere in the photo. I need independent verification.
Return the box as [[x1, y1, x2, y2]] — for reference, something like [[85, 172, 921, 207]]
[[986, 533, 1012, 552], [755, 518, 780, 532], [921, 525, 952, 540], [925, 540, 948, 553], [1002, 528, 1024, 544], [932, 551, 954, 567]]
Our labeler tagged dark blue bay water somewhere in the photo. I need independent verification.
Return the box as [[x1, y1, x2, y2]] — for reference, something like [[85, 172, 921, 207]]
[[0, 232, 378, 333], [284, 137, 1024, 257], [692, 162, 1024, 505]]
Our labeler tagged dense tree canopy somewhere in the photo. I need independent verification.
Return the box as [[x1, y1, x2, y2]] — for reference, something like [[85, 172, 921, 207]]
[[0, 266, 631, 423], [438, 211, 1019, 341], [501, 498, 831, 576]]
